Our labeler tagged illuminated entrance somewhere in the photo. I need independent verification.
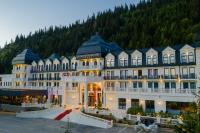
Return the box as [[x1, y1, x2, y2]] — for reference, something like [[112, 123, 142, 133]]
[[82, 83, 102, 107]]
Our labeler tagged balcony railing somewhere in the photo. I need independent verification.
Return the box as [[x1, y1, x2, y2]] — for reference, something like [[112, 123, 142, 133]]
[[180, 74, 196, 79], [105, 87, 197, 94], [28, 77, 61, 81], [162, 75, 178, 79]]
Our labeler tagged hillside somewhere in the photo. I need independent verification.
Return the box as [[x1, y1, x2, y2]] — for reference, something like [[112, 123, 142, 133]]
[[0, 0, 200, 74]]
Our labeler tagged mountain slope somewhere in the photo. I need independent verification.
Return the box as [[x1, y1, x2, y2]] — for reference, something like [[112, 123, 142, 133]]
[[0, 0, 200, 74]]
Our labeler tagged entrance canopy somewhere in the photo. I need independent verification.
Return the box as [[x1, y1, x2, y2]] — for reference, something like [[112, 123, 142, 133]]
[[0, 89, 47, 97]]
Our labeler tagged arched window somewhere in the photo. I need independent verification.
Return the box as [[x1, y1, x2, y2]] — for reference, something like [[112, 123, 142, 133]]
[[170, 54, 175, 63], [94, 61, 97, 66], [153, 55, 157, 64], [62, 63, 66, 70], [53, 64, 56, 70], [188, 52, 194, 62], [181, 53, 187, 63], [66, 63, 69, 69], [163, 54, 168, 64], [56, 64, 59, 70], [82, 62, 85, 66], [147, 56, 151, 64], [86, 61, 89, 66]]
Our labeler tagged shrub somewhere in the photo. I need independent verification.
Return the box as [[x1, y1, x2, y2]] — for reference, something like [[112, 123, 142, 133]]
[[127, 105, 144, 115]]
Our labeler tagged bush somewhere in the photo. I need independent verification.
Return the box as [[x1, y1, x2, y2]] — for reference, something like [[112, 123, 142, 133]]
[[127, 105, 144, 115]]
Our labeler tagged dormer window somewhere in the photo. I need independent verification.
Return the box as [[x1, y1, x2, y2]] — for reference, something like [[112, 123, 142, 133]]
[[147, 55, 157, 65], [132, 57, 142, 66], [119, 58, 128, 67], [163, 54, 175, 64], [106, 59, 114, 67], [181, 52, 195, 63]]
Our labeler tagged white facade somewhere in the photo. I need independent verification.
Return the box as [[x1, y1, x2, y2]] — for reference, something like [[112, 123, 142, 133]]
[[0, 35, 199, 117]]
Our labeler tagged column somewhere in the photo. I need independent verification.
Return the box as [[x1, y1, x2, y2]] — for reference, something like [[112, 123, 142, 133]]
[[61, 87, 66, 107], [84, 80, 88, 108]]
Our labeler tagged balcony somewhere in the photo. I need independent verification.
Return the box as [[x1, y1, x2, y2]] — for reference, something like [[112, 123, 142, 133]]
[[28, 77, 61, 81], [103, 76, 119, 80], [147, 75, 160, 79], [162, 75, 178, 79], [30, 68, 76, 73], [105, 87, 197, 95], [180, 74, 196, 79]]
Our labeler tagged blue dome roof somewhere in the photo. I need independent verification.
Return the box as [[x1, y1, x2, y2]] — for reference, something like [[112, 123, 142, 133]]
[[76, 34, 121, 59], [12, 49, 40, 65]]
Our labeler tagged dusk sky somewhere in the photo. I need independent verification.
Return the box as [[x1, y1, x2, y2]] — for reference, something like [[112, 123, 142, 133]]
[[0, 0, 139, 47]]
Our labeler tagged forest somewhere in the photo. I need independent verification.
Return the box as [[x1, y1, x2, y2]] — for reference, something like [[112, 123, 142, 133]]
[[0, 0, 200, 73]]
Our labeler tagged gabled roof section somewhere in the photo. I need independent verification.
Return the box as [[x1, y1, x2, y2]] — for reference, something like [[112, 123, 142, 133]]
[[48, 53, 60, 61], [12, 49, 40, 65]]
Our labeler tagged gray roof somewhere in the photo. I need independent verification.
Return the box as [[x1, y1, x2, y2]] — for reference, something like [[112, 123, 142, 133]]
[[12, 49, 40, 65], [48, 53, 60, 61], [76, 34, 121, 58]]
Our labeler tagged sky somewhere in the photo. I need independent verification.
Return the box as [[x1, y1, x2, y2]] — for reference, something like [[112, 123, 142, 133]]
[[0, 0, 140, 47]]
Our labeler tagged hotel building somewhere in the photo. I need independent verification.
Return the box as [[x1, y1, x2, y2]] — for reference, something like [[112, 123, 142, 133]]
[[0, 34, 200, 116]]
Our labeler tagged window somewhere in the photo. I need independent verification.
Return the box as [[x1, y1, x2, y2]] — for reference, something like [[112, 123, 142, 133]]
[[170, 54, 175, 63], [170, 68, 176, 76], [188, 52, 194, 62], [132, 59, 137, 66], [154, 82, 158, 89], [106, 59, 114, 67], [138, 70, 142, 77], [118, 98, 126, 110], [120, 70, 128, 78], [131, 99, 139, 107], [163, 54, 168, 64], [132, 57, 142, 66], [164, 68, 169, 76], [153, 55, 157, 64], [181, 53, 187, 63], [147, 56, 151, 64], [182, 67, 188, 75], [138, 82, 143, 88], [148, 82, 153, 88], [86, 61, 89, 66], [120, 82, 128, 88], [189, 67, 195, 78], [133, 82, 137, 88], [190, 82, 196, 89], [94, 61, 97, 66], [119, 58, 128, 66], [62, 63, 66, 70], [165, 82, 170, 89], [171, 82, 176, 89], [138, 57, 142, 65], [183, 82, 189, 89]]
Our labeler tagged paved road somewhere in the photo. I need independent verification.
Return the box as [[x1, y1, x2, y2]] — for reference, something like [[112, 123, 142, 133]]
[[0, 114, 173, 133]]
